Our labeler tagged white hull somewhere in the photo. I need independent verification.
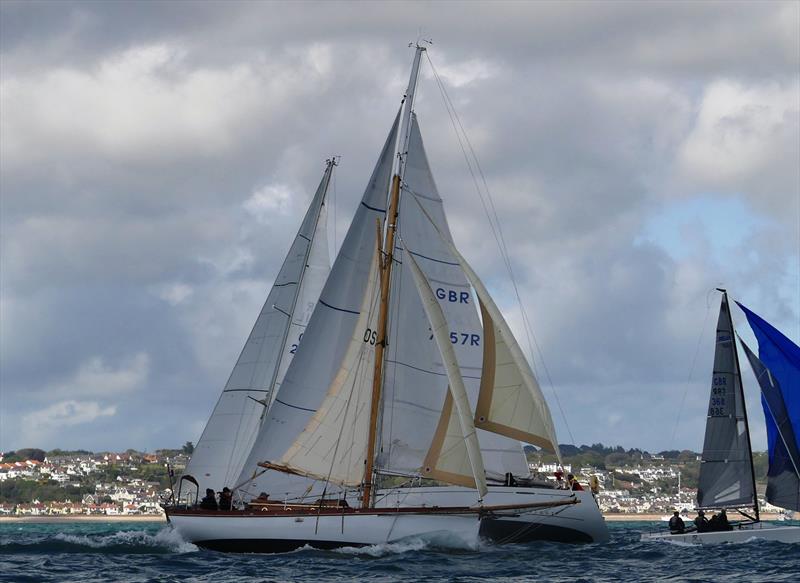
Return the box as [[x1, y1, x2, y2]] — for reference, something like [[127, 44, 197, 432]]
[[641, 522, 800, 545], [168, 486, 608, 552]]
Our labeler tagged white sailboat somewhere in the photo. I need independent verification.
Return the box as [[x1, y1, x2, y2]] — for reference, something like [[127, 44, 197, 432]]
[[642, 290, 800, 544], [166, 45, 609, 551]]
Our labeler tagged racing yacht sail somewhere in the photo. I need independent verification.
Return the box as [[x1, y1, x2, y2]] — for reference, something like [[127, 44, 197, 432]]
[[182, 160, 333, 493]]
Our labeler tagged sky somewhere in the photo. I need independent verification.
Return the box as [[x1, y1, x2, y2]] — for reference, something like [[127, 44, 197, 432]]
[[1, 0, 798, 455]]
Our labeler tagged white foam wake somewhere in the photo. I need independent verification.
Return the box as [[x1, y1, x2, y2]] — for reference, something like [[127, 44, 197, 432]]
[[54, 527, 198, 553]]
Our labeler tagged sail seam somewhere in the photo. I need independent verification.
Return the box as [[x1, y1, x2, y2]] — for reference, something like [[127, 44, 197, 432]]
[[274, 398, 316, 413], [386, 358, 481, 380], [318, 299, 360, 315], [361, 201, 386, 214]]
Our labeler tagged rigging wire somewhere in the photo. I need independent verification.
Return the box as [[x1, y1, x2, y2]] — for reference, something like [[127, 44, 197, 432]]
[[424, 52, 576, 446], [668, 289, 715, 451]]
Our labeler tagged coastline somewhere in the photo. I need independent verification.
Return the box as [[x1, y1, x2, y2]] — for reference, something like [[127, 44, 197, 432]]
[[0, 515, 166, 524]]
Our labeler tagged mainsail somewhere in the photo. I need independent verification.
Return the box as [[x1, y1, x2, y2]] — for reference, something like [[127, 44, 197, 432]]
[[377, 115, 529, 481], [184, 162, 333, 492], [738, 302, 800, 512], [697, 293, 756, 509], [235, 116, 399, 496]]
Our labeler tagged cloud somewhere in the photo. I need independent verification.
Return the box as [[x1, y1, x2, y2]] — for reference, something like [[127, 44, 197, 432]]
[[1, 0, 797, 454], [24, 400, 117, 428], [243, 183, 293, 223], [45, 353, 150, 398]]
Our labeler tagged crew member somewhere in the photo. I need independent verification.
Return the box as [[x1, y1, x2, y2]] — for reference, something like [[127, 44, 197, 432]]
[[199, 488, 218, 511], [694, 510, 709, 532], [717, 509, 732, 531], [668, 510, 685, 534], [589, 475, 600, 497], [567, 474, 584, 491], [218, 487, 233, 511]]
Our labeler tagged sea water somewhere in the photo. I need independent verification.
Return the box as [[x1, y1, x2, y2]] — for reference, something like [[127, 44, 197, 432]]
[[1, 521, 798, 582]]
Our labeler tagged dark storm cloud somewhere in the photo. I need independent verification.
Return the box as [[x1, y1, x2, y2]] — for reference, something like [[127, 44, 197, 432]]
[[1, 0, 797, 453]]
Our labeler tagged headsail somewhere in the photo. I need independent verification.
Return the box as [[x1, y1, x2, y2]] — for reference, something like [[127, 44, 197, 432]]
[[740, 340, 800, 511], [405, 248, 488, 498], [184, 161, 332, 492], [737, 302, 800, 512], [234, 115, 399, 497], [697, 293, 756, 510], [439, 232, 560, 458]]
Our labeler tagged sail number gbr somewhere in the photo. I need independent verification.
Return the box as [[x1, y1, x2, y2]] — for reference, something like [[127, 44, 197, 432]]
[[709, 376, 728, 416]]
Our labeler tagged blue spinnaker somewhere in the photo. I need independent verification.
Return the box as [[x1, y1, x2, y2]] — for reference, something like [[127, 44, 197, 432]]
[[737, 302, 800, 511]]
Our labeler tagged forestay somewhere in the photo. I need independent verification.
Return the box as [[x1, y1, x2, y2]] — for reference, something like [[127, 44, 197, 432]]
[[184, 164, 332, 493], [738, 302, 800, 512], [378, 115, 528, 481], [235, 116, 399, 498], [405, 249, 488, 498], [697, 294, 755, 509]]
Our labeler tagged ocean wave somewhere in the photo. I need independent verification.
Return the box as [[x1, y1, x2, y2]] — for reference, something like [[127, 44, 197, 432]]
[[333, 532, 483, 557], [1, 527, 197, 554], [55, 526, 198, 553]]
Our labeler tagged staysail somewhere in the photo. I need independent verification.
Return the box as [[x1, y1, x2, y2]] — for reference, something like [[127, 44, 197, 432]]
[[405, 248, 488, 498], [697, 292, 756, 509], [738, 302, 800, 512], [184, 161, 332, 492], [234, 115, 400, 497]]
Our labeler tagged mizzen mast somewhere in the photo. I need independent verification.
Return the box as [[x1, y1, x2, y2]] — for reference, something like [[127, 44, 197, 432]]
[[362, 45, 426, 508]]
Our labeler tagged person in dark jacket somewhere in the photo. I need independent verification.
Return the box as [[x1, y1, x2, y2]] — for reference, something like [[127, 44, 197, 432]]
[[694, 510, 709, 532], [218, 487, 233, 511], [199, 488, 218, 511], [668, 511, 685, 533], [717, 509, 732, 531]]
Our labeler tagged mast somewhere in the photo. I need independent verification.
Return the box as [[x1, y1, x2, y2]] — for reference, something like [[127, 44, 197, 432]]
[[720, 288, 760, 521], [261, 158, 336, 412], [362, 45, 425, 508]]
